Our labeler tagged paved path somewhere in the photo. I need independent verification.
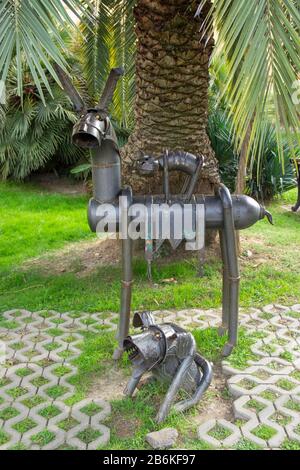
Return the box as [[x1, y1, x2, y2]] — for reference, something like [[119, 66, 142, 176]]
[[0, 304, 299, 450]]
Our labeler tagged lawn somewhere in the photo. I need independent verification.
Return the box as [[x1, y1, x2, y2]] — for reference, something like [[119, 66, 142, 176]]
[[0, 182, 299, 313]]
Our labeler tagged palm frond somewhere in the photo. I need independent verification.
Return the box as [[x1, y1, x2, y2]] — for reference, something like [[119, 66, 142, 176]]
[[79, 0, 111, 102], [199, 0, 300, 171], [0, 0, 92, 103], [77, 0, 136, 128], [110, 0, 136, 129]]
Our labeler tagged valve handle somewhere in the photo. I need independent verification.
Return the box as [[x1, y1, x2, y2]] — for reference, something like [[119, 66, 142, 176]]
[[264, 209, 274, 225]]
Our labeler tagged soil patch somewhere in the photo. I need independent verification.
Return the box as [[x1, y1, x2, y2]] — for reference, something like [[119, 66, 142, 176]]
[[87, 365, 129, 402], [22, 238, 121, 276], [31, 173, 88, 195]]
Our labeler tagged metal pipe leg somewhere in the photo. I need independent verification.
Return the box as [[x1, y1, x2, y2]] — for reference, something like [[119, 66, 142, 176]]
[[173, 354, 213, 413], [155, 356, 193, 423], [292, 162, 300, 212], [218, 230, 230, 337], [113, 236, 133, 360], [219, 185, 240, 357], [124, 371, 143, 397]]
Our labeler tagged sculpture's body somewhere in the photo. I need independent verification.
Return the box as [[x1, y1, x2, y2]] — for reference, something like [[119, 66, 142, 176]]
[[56, 66, 272, 421]]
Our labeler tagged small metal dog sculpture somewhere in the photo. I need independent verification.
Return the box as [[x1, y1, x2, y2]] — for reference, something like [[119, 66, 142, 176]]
[[124, 312, 213, 423]]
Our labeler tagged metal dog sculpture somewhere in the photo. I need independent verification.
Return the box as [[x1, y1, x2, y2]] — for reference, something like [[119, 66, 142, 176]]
[[124, 312, 212, 423]]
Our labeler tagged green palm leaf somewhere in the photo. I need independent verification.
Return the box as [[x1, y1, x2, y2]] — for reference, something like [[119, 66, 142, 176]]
[[0, 0, 92, 103], [199, 0, 300, 171], [78, 0, 136, 129]]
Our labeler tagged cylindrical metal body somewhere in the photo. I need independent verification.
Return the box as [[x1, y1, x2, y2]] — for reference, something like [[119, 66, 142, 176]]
[[91, 140, 121, 203], [88, 194, 267, 233]]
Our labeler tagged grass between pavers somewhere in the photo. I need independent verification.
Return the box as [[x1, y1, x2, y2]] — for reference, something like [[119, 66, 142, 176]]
[[0, 184, 299, 313]]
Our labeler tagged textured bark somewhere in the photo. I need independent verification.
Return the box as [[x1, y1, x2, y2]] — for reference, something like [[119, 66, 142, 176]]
[[121, 0, 219, 194]]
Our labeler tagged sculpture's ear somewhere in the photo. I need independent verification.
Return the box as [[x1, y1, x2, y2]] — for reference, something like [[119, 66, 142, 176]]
[[53, 64, 85, 113], [133, 311, 156, 329]]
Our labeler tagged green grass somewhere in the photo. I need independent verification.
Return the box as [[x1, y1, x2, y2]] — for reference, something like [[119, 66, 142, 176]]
[[235, 439, 262, 450], [58, 417, 80, 432], [31, 430, 55, 447], [77, 428, 102, 444], [45, 385, 69, 399], [246, 399, 266, 413], [15, 367, 33, 378], [13, 418, 37, 434], [38, 405, 61, 419], [0, 430, 10, 446], [22, 396, 45, 409], [0, 184, 299, 313], [0, 406, 20, 421], [281, 439, 300, 451], [208, 424, 231, 441], [31, 376, 49, 388], [0, 182, 92, 270], [80, 403, 103, 416], [252, 424, 277, 441], [6, 386, 28, 399], [285, 399, 300, 413]]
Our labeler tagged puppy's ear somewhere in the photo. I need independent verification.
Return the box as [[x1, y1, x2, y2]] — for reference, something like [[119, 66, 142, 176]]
[[133, 312, 156, 329]]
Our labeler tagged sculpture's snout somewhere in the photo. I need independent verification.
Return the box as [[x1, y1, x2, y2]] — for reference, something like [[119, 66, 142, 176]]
[[72, 110, 106, 149], [136, 156, 159, 175]]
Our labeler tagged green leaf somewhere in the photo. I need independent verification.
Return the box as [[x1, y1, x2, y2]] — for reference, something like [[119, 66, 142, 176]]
[[0, 1, 92, 102], [200, 0, 300, 175]]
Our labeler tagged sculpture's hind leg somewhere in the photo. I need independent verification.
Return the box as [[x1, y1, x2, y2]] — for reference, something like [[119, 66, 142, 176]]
[[113, 189, 133, 360], [173, 354, 213, 413], [113, 235, 133, 360]]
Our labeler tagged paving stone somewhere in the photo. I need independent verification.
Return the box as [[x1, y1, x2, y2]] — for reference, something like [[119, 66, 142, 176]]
[[146, 428, 179, 449], [197, 419, 241, 448], [0, 309, 113, 450]]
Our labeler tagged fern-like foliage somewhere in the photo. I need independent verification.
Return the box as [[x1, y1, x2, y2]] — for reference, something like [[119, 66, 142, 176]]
[[0, 59, 83, 180], [208, 54, 298, 197]]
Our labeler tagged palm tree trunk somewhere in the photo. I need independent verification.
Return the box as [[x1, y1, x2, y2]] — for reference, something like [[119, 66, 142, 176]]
[[121, 0, 219, 194]]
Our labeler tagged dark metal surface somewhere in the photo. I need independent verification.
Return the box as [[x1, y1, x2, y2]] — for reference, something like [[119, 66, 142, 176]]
[[97, 68, 124, 115], [292, 159, 300, 212], [53, 64, 85, 113], [113, 187, 133, 360], [124, 313, 213, 423], [217, 184, 240, 357], [87, 194, 271, 233]]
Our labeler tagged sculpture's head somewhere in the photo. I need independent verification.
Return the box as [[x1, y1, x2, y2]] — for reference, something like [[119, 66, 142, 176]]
[[123, 312, 166, 371], [124, 328, 165, 372], [72, 110, 107, 149], [53, 65, 124, 150], [136, 155, 160, 176]]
